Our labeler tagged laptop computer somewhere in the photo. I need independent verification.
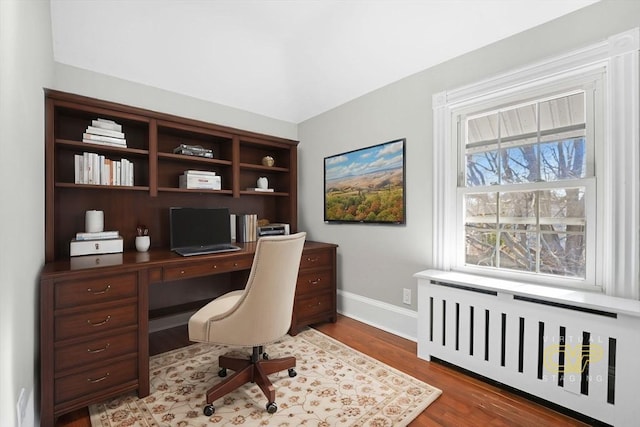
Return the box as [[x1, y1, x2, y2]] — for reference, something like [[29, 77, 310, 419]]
[[170, 207, 241, 256]]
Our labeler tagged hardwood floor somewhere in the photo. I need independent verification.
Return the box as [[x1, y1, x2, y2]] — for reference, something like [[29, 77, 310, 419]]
[[55, 315, 588, 426]]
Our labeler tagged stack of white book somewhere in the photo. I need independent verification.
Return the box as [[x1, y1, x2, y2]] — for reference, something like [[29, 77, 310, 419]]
[[179, 170, 221, 190], [70, 230, 123, 256], [73, 152, 134, 186], [83, 118, 127, 147]]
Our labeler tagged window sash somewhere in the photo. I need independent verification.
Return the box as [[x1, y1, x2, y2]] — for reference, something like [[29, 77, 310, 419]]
[[452, 82, 598, 288], [458, 177, 594, 282]]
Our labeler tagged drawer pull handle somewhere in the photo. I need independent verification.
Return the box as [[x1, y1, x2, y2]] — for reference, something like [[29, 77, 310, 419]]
[[87, 343, 110, 353], [233, 262, 238, 267], [306, 257, 320, 263], [308, 278, 321, 285], [87, 373, 110, 383], [87, 315, 111, 326], [180, 270, 185, 274], [213, 265, 217, 269], [87, 285, 111, 295]]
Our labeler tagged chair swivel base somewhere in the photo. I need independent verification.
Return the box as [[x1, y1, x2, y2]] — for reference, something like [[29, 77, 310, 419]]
[[202, 346, 297, 416]]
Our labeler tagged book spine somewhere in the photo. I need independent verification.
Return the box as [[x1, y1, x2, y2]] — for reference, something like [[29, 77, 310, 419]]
[[75, 231, 120, 240], [185, 170, 216, 176], [83, 132, 127, 146], [99, 154, 106, 185], [86, 125, 125, 139], [111, 161, 116, 186], [93, 153, 100, 185], [246, 187, 274, 192], [235, 214, 258, 242], [74, 154, 82, 184], [92, 118, 122, 132]]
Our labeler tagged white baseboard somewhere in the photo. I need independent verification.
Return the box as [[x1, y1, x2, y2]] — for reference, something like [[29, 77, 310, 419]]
[[337, 290, 417, 342]]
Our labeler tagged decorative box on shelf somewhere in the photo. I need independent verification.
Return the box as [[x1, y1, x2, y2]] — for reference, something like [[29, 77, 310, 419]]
[[179, 170, 221, 190], [69, 237, 123, 256]]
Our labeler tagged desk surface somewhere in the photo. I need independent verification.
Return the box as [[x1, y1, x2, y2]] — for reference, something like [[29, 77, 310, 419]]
[[40, 240, 337, 277]]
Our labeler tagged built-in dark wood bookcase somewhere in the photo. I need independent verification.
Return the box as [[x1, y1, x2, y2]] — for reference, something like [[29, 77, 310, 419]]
[[40, 90, 337, 427], [44, 89, 298, 262]]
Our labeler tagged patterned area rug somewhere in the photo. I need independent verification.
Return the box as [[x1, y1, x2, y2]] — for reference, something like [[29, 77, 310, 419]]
[[89, 328, 441, 426]]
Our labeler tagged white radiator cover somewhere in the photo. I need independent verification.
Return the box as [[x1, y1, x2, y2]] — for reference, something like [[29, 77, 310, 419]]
[[415, 270, 640, 426]]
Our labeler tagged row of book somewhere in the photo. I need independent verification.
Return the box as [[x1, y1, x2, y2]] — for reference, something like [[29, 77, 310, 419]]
[[83, 118, 127, 147], [179, 170, 221, 190], [74, 152, 134, 186], [236, 213, 258, 242]]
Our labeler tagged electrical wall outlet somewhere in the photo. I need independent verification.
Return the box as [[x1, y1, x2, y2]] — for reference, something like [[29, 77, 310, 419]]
[[402, 288, 411, 305]]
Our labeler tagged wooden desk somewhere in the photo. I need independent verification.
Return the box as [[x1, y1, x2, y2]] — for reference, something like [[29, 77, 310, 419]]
[[39, 240, 337, 427]]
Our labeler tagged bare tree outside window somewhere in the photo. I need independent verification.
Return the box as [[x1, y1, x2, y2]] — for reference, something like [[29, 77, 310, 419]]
[[463, 92, 588, 278]]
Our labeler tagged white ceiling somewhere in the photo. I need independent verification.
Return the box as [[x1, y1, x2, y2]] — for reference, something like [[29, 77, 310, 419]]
[[50, 0, 598, 123]]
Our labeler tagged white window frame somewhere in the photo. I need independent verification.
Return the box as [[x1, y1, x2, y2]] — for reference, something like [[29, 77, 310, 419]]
[[432, 28, 640, 298]]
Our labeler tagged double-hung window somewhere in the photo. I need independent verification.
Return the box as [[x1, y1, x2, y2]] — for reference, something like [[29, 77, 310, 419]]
[[461, 87, 597, 286], [432, 29, 639, 297]]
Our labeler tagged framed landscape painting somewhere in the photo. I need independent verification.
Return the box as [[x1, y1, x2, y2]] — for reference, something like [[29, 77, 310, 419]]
[[324, 138, 405, 224]]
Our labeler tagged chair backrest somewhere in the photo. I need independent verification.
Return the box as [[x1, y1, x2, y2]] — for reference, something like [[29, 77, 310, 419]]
[[207, 232, 306, 346]]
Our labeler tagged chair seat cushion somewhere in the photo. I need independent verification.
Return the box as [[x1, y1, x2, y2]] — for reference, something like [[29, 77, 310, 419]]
[[188, 290, 244, 342]]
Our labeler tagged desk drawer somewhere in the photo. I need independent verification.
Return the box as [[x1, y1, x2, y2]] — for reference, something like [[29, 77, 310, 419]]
[[55, 304, 137, 341], [55, 330, 137, 372], [55, 272, 137, 309], [296, 269, 333, 295], [163, 256, 253, 281], [55, 357, 137, 404], [295, 292, 333, 320], [300, 250, 332, 270]]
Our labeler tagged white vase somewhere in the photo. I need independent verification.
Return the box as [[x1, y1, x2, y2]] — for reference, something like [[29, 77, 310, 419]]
[[257, 177, 268, 189], [135, 236, 150, 252]]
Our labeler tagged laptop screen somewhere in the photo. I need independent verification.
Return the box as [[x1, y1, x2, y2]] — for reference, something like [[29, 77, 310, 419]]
[[169, 207, 231, 250]]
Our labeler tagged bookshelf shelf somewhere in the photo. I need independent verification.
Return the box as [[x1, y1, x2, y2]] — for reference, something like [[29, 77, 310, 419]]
[[239, 163, 289, 173], [55, 183, 150, 191], [240, 190, 289, 197], [55, 139, 150, 156], [157, 187, 233, 195]]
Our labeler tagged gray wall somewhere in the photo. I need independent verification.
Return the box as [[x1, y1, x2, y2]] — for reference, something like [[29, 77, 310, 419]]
[[297, 0, 640, 319], [0, 0, 53, 426]]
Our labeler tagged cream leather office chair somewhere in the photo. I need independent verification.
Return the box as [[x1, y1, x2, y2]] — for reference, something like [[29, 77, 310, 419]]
[[188, 232, 306, 416]]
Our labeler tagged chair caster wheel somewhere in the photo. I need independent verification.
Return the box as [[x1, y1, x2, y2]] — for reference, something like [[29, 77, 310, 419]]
[[218, 368, 227, 377], [266, 402, 278, 413], [203, 404, 215, 416], [288, 368, 297, 377]]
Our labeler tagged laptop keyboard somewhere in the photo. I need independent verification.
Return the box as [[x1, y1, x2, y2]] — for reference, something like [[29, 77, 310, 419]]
[[175, 244, 241, 256]]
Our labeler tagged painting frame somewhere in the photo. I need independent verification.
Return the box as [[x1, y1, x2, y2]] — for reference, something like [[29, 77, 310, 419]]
[[324, 138, 406, 225]]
